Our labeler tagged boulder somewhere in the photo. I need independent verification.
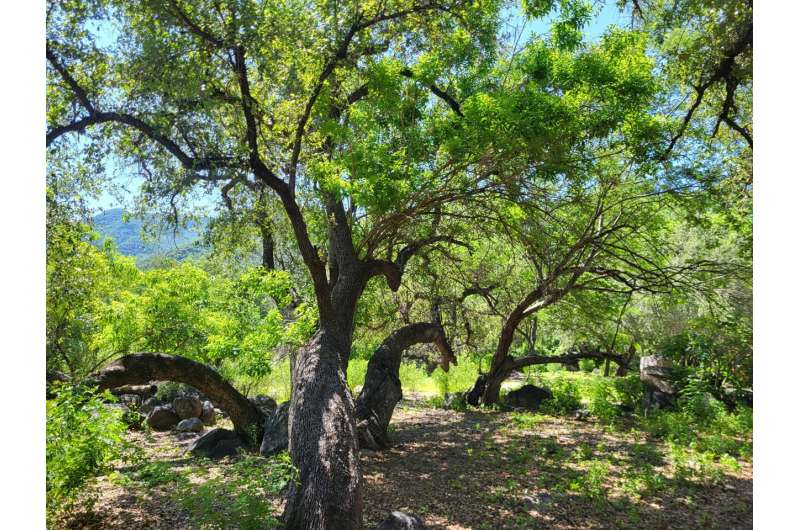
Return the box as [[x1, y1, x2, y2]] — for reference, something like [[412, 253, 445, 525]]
[[505, 384, 554, 411], [640, 356, 677, 410], [173, 395, 203, 419], [141, 397, 160, 415], [189, 428, 243, 459], [200, 400, 216, 426], [376, 511, 425, 530], [249, 394, 278, 415], [147, 405, 179, 431], [177, 417, 205, 433], [260, 402, 289, 457]]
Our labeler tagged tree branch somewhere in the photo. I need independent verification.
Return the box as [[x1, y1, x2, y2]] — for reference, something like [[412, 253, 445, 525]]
[[399, 68, 464, 117]]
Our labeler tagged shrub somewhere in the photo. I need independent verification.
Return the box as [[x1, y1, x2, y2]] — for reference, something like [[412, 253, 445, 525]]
[[510, 412, 547, 430], [579, 358, 595, 372], [613, 375, 644, 411], [46, 384, 129, 519], [569, 460, 611, 502], [399, 362, 438, 394], [540, 375, 581, 415], [678, 379, 726, 426], [586, 379, 620, 423], [129, 460, 187, 488], [155, 381, 194, 402]]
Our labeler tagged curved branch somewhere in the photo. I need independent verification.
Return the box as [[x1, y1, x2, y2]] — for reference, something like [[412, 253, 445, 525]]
[[509, 348, 627, 371], [47, 43, 239, 174], [90, 353, 265, 444], [354, 323, 454, 449]]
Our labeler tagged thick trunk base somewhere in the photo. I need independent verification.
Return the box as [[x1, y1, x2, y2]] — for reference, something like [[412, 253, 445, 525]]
[[283, 329, 362, 530]]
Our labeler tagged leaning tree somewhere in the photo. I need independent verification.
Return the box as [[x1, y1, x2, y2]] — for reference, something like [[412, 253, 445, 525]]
[[455, 158, 736, 406]]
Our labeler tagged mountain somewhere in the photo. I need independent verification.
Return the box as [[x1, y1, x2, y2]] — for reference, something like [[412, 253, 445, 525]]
[[92, 208, 205, 260]]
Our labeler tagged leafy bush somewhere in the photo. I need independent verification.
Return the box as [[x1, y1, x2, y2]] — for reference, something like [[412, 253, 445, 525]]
[[540, 375, 582, 415], [511, 412, 547, 430], [678, 373, 726, 425], [569, 460, 611, 502], [613, 375, 644, 410], [46, 385, 129, 519], [583, 375, 644, 423], [579, 358, 595, 372], [586, 379, 620, 423], [154, 381, 195, 402], [128, 460, 187, 488]]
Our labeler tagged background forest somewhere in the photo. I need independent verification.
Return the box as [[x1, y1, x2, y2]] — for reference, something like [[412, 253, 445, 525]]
[[44, 0, 753, 529]]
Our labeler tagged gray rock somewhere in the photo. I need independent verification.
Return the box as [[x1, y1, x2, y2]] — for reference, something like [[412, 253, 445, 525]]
[[173, 395, 203, 419], [118, 394, 141, 410], [376, 511, 425, 530], [640, 356, 677, 410], [505, 384, 554, 411], [200, 400, 216, 426], [260, 402, 289, 457], [249, 394, 278, 415], [177, 417, 204, 433], [189, 428, 243, 459], [141, 397, 160, 415], [147, 405, 179, 431]]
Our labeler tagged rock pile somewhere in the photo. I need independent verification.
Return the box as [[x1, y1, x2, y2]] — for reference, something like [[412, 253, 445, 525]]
[[116, 392, 218, 432]]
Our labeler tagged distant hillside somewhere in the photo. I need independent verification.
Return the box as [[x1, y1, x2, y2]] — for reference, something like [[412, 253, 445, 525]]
[[92, 208, 205, 260]]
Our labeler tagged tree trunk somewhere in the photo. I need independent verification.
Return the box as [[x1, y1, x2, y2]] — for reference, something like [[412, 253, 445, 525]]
[[354, 323, 454, 450], [480, 364, 512, 406], [91, 353, 265, 444], [283, 328, 362, 530]]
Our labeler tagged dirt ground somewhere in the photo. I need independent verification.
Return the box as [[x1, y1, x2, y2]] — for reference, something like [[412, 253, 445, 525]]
[[57, 400, 752, 530]]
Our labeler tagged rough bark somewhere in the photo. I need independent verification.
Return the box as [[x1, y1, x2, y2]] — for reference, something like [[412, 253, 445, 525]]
[[91, 353, 264, 444], [283, 328, 362, 530], [109, 384, 157, 399], [355, 323, 454, 450]]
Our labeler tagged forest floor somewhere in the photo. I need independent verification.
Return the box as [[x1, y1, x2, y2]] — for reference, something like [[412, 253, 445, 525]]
[[56, 397, 752, 530]]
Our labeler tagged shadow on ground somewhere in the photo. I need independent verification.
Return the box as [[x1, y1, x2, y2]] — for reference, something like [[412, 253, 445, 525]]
[[360, 402, 752, 530]]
